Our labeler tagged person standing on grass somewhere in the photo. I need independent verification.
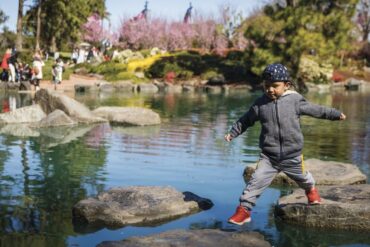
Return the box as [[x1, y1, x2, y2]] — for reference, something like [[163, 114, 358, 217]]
[[225, 63, 346, 225], [31, 52, 44, 91]]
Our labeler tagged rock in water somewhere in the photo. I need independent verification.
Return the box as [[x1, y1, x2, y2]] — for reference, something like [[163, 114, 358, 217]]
[[73, 186, 213, 229], [275, 185, 370, 231]]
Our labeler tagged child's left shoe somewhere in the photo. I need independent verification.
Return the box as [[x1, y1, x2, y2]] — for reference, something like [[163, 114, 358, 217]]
[[306, 187, 321, 205], [228, 206, 251, 225]]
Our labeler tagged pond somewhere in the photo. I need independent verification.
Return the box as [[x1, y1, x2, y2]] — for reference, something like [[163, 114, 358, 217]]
[[0, 88, 369, 247]]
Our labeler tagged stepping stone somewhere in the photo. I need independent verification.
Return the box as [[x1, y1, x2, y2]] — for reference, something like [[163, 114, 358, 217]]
[[97, 229, 271, 247], [244, 158, 366, 186], [275, 185, 370, 231], [73, 186, 213, 230]]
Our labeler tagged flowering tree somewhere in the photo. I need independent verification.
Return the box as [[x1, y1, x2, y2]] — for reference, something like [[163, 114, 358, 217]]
[[82, 13, 111, 44], [118, 15, 229, 53]]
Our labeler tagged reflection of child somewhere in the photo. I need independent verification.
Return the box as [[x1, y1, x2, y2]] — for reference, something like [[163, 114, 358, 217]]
[[225, 63, 346, 225]]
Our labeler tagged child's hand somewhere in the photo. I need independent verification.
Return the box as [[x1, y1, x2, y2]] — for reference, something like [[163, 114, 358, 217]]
[[340, 113, 346, 120], [224, 134, 233, 142]]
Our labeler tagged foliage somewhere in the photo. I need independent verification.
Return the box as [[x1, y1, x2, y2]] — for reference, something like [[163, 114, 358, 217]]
[[118, 16, 229, 53], [82, 13, 117, 45], [298, 56, 333, 84], [0, 9, 8, 26], [356, 0, 370, 41], [126, 54, 167, 72], [0, 27, 16, 49], [146, 50, 248, 82], [24, 0, 106, 51], [242, 0, 359, 79]]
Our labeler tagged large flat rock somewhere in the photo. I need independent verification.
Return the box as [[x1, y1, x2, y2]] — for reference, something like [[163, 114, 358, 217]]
[[35, 89, 106, 124], [275, 185, 370, 231], [97, 229, 271, 247], [244, 158, 366, 186], [92, 106, 161, 126], [0, 104, 46, 124], [73, 186, 213, 229]]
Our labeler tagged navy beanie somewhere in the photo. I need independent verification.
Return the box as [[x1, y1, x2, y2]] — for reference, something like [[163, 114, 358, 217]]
[[262, 63, 290, 83]]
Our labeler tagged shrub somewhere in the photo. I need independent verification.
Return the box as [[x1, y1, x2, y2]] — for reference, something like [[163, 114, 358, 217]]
[[201, 70, 220, 80]]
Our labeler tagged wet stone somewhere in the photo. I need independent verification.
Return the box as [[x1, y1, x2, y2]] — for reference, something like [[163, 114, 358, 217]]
[[73, 186, 213, 230], [275, 184, 370, 231], [244, 158, 366, 186]]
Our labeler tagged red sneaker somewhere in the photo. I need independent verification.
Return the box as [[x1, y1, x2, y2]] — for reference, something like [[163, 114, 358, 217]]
[[306, 187, 321, 205], [228, 206, 251, 225]]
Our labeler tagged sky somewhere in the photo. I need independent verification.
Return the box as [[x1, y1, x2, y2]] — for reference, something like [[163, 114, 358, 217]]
[[0, 0, 266, 31]]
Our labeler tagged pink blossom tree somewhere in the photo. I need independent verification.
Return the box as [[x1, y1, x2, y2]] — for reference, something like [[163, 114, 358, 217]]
[[82, 13, 118, 45], [117, 14, 230, 53]]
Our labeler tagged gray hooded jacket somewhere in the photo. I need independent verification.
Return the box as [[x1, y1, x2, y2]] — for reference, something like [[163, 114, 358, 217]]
[[229, 91, 342, 160]]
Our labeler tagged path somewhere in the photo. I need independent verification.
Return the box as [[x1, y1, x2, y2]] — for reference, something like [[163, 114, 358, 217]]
[[39, 74, 101, 92]]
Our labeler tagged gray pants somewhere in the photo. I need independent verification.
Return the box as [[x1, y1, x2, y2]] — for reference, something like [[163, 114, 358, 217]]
[[240, 153, 315, 210]]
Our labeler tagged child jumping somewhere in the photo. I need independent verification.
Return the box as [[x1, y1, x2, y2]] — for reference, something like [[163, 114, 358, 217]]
[[225, 63, 346, 225]]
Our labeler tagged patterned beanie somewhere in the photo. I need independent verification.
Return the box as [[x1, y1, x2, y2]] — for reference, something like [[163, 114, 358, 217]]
[[262, 63, 290, 83]]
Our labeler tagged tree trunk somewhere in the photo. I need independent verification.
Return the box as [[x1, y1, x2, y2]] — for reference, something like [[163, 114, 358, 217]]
[[50, 36, 56, 53], [15, 0, 24, 51], [35, 0, 42, 51]]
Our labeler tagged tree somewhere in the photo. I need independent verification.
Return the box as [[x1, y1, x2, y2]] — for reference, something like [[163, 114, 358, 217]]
[[357, 0, 370, 41], [16, 0, 24, 50], [0, 9, 8, 26], [25, 0, 106, 51], [242, 0, 359, 80]]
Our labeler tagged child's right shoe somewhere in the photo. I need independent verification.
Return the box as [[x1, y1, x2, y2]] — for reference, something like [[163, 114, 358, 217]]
[[228, 205, 251, 225], [306, 187, 321, 205]]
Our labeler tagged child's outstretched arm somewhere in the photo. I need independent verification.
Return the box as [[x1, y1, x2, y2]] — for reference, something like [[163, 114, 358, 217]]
[[299, 97, 345, 120], [225, 105, 259, 142]]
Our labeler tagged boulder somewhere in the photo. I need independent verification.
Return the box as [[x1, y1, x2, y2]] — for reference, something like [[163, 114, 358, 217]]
[[35, 89, 106, 124], [73, 186, 213, 228], [0, 104, 46, 124], [100, 83, 115, 92], [244, 159, 366, 186], [37, 109, 76, 128], [75, 84, 99, 93], [137, 83, 158, 93], [275, 185, 370, 231], [97, 229, 271, 247], [204, 85, 223, 94], [113, 81, 135, 92], [165, 84, 183, 93], [92, 106, 161, 126]]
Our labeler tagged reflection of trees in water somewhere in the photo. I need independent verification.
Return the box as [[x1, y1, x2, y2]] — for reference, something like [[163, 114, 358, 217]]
[[0, 125, 109, 246]]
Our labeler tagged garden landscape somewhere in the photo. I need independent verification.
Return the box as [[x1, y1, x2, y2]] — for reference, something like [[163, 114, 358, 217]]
[[0, 0, 370, 247]]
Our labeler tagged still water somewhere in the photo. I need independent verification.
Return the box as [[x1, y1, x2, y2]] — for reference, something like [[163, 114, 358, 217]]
[[0, 88, 369, 247]]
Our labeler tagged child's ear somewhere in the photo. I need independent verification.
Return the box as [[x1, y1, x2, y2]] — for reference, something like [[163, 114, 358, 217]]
[[284, 82, 291, 90]]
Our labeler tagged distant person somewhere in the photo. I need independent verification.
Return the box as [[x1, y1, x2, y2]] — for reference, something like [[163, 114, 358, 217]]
[[52, 58, 64, 86], [31, 52, 44, 91], [71, 48, 78, 64], [77, 48, 86, 64], [7, 48, 18, 83], [1, 48, 11, 81], [225, 63, 346, 225]]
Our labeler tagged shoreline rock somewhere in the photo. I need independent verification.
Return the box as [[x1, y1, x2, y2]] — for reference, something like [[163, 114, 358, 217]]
[[92, 106, 161, 126], [275, 184, 370, 231], [244, 159, 367, 186], [73, 186, 213, 229]]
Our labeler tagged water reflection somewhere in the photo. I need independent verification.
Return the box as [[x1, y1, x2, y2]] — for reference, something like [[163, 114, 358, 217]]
[[0, 89, 368, 247]]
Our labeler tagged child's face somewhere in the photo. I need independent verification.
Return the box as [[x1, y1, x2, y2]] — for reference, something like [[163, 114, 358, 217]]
[[263, 81, 290, 100]]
